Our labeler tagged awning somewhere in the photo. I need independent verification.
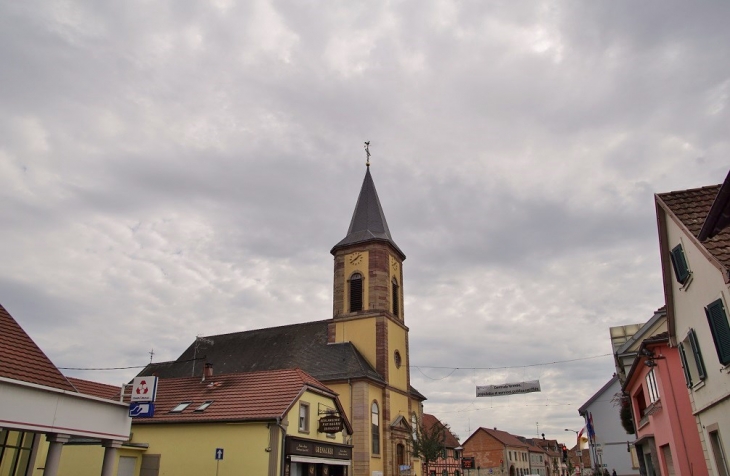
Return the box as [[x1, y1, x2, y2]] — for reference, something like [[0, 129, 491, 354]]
[[289, 455, 350, 466]]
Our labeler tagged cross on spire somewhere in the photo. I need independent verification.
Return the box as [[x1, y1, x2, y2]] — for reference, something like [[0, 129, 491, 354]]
[[364, 141, 371, 167]]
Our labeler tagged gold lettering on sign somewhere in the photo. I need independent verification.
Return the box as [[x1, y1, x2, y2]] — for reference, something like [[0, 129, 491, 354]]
[[315, 446, 334, 455]]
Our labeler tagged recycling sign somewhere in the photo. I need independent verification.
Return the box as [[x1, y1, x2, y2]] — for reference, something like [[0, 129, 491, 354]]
[[131, 376, 158, 402]]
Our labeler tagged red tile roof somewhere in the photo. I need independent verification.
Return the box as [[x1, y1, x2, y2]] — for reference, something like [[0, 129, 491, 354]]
[[657, 184, 730, 269], [132, 368, 338, 424], [0, 304, 76, 392], [67, 377, 122, 400], [466, 427, 529, 448], [422, 413, 460, 448]]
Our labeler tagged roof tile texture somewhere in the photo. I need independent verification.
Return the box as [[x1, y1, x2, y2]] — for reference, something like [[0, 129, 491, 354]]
[[132, 368, 332, 423], [0, 304, 76, 392], [658, 184, 730, 269], [67, 376, 122, 400]]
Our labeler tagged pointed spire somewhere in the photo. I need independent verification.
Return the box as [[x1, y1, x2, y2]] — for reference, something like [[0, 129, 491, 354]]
[[331, 166, 405, 259]]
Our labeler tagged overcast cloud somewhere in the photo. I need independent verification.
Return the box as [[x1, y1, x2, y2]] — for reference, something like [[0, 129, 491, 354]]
[[1, 0, 729, 444]]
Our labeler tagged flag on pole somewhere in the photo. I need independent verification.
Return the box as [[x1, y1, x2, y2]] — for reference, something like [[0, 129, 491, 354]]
[[586, 412, 596, 443]]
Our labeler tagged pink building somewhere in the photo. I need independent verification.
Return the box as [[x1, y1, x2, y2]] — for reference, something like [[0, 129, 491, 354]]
[[624, 332, 708, 476]]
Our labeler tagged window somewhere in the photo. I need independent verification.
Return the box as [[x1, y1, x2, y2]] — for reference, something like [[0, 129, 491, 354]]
[[170, 402, 191, 412], [679, 328, 707, 387], [394, 350, 402, 368], [397, 444, 405, 466], [371, 401, 380, 454], [392, 278, 400, 316], [442, 470, 448, 476], [670, 243, 691, 284], [710, 430, 730, 476], [646, 369, 660, 403], [705, 299, 730, 365], [0, 430, 36, 476], [299, 402, 310, 432], [194, 400, 213, 412], [350, 273, 363, 312]]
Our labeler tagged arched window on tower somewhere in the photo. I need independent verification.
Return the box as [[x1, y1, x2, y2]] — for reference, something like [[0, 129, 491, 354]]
[[371, 401, 380, 455], [350, 273, 363, 312], [392, 278, 399, 316]]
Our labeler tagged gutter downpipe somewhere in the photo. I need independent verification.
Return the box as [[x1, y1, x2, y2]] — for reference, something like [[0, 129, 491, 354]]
[[277, 417, 287, 476]]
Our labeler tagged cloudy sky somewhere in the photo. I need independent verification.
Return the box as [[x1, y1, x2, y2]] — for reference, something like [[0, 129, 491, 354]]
[[2, 0, 729, 445]]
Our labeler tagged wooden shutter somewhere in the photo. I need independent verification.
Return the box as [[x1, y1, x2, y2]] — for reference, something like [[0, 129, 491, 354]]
[[678, 343, 693, 388], [688, 328, 707, 380], [670, 244, 690, 284], [705, 299, 730, 365]]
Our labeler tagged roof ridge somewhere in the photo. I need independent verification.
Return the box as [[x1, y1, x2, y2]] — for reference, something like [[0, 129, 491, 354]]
[[656, 183, 722, 197], [200, 319, 332, 339]]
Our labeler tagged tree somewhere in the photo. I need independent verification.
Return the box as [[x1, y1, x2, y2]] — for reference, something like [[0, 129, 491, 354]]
[[411, 419, 447, 475]]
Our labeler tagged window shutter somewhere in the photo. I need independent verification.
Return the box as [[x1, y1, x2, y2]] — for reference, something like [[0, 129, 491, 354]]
[[705, 299, 730, 366], [678, 343, 693, 388], [670, 244, 690, 284], [688, 328, 707, 380]]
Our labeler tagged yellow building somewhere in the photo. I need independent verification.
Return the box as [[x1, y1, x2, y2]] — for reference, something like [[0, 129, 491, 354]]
[[139, 164, 427, 476], [57, 368, 353, 476]]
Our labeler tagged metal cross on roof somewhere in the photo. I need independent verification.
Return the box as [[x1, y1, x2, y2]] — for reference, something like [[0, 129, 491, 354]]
[[364, 141, 371, 167]]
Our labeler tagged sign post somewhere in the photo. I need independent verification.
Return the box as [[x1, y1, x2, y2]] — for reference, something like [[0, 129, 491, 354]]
[[215, 448, 224, 476]]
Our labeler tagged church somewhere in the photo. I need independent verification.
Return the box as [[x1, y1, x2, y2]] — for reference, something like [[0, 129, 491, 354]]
[[141, 162, 426, 476]]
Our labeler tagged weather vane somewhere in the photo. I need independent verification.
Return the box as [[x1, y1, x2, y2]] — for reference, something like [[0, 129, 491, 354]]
[[364, 141, 371, 167]]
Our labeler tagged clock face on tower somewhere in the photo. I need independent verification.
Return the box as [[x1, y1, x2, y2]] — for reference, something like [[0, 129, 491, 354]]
[[349, 252, 363, 266]]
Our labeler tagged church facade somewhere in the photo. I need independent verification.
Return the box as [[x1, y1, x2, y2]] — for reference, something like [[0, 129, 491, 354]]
[[140, 164, 426, 476]]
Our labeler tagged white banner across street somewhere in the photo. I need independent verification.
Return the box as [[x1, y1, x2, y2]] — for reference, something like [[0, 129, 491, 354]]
[[476, 380, 541, 397]]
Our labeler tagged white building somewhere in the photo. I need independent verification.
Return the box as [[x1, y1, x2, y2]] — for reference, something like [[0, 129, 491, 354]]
[[578, 377, 638, 476], [0, 304, 131, 476], [655, 172, 730, 476]]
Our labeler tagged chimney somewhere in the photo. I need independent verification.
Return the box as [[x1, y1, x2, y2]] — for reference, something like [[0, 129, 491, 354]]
[[542, 433, 545, 440], [203, 363, 214, 381]]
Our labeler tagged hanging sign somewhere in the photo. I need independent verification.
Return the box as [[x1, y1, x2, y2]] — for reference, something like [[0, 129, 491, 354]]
[[476, 380, 541, 397], [319, 415, 344, 433]]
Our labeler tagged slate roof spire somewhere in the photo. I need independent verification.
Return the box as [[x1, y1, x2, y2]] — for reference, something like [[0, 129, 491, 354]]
[[331, 164, 405, 259]]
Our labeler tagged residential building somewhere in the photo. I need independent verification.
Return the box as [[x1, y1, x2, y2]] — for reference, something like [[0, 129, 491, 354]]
[[0, 304, 131, 476], [520, 440, 548, 476], [622, 330, 708, 476], [578, 377, 639, 476], [58, 367, 353, 476], [610, 307, 668, 385], [655, 171, 730, 476], [421, 414, 462, 476], [137, 164, 426, 476], [462, 427, 530, 476], [532, 438, 563, 476]]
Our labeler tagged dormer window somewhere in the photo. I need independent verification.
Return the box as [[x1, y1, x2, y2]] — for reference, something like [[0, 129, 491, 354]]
[[670, 243, 691, 285], [350, 273, 363, 312]]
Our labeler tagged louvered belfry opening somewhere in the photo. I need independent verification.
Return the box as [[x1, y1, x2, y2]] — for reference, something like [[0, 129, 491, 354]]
[[350, 273, 363, 312], [392, 278, 399, 316]]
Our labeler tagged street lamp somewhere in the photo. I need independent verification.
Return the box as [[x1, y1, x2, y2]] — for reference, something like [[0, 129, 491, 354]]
[[564, 430, 582, 475]]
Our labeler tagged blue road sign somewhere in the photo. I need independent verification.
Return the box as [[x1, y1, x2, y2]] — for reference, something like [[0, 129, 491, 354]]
[[215, 448, 224, 460], [129, 402, 155, 418]]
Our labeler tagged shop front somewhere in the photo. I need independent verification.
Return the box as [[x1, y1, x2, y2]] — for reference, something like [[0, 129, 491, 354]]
[[285, 436, 352, 476]]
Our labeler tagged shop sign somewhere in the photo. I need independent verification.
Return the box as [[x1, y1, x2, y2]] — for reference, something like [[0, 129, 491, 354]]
[[462, 457, 476, 469], [476, 380, 541, 397], [286, 437, 352, 460], [318, 415, 344, 433]]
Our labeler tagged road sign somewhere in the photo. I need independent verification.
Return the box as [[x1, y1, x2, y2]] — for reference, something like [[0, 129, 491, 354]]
[[131, 376, 158, 402], [215, 448, 224, 460], [129, 402, 155, 418]]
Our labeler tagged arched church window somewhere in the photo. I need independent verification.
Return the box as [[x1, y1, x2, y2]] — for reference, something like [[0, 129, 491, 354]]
[[392, 278, 399, 316], [350, 273, 363, 312], [371, 401, 380, 454]]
